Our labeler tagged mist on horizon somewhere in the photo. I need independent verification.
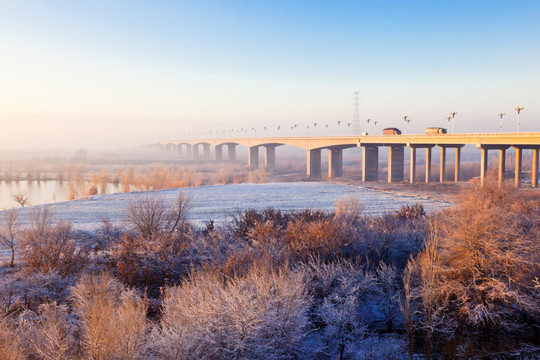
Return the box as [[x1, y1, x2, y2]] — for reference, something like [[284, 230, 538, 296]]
[[1, 1, 539, 152]]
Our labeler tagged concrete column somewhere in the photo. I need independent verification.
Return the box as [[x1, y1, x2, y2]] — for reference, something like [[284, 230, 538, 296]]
[[439, 146, 446, 183], [328, 148, 343, 178], [409, 146, 416, 184], [264, 146, 275, 171], [388, 145, 404, 183], [228, 144, 236, 161], [425, 147, 432, 183], [176, 144, 182, 156], [192, 145, 199, 160], [455, 147, 461, 182], [480, 147, 488, 186], [203, 144, 210, 160], [362, 146, 379, 181], [249, 146, 259, 169], [515, 147, 522, 188], [215, 145, 223, 162], [185, 144, 192, 160], [498, 149, 506, 186], [533, 148, 539, 188], [307, 149, 322, 177]]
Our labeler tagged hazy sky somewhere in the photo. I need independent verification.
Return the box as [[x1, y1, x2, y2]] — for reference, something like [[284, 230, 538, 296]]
[[1, 0, 539, 150]]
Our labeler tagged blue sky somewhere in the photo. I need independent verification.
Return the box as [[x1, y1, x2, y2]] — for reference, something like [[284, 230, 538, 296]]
[[1, 0, 539, 149]]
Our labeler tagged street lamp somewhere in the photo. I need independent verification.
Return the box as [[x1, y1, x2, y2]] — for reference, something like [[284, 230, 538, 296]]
[[403, 115, 411, 133], [366, 118, 371, 134], [498, 113, 505, 133], [449, 112, 458, 133], [514, 106, 524, 132]]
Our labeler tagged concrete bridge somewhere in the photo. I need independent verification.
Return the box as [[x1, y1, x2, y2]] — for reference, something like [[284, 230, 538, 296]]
[[159, 132, 540, 188]]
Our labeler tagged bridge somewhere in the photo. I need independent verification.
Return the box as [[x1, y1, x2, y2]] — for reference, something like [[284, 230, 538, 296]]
[[159, 132, 540, 188]]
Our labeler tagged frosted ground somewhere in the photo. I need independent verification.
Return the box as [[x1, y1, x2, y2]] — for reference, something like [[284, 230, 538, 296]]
[[7, 182, 451, 231]]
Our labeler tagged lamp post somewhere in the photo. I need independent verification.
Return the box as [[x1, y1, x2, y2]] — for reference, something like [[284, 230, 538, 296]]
[[514, 106, 524, 132], [403, 115, 411, 134], [449, 112, 458, 133], [498, 113, 505, 133], [366, 118, 371, 134]]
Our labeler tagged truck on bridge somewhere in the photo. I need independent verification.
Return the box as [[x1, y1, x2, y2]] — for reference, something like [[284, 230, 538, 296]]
[[382, 127, 402, 135], [425, 127, 447, 134]]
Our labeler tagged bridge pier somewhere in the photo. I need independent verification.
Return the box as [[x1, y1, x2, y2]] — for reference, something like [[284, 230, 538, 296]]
[[439, 146, 446, 182], [409, 146, 416, 183], [328, 148, 343, 178], [203, 144, 210, 160], [455, 147, 461, 182], [215, 145, 223, 162], [498, 148, 506, 186], [192, 145, 199, 160], [388, 145, 404, 183], [362, 145, 379, 181], [307, 149, 321, 178], [228, 144, 236, 161], [425, 147, 433, 183], [249, 146, 259, 169], [478, 145, 512, 187], [480, 147, 489, 186], [438, 145, 464, 182], [514, 146, 522, 188], [533, 148, 539, 188], [264, 146, 276, 171]]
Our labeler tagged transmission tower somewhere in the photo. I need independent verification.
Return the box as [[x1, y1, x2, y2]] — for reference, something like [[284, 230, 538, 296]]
[[352, 91, 361, 135]]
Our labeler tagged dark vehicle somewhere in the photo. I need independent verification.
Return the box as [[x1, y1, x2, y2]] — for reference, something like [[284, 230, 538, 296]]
[[425, 127, 447, 134], [382, 127, 402, 135]]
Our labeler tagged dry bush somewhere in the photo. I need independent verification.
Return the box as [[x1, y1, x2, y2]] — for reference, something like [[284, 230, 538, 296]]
[[406, 180, 540, 357], [67, 182, 77, 200], [99, 170, 110, 194], [149, 265, 308, 360], [247, 168, 268, 183], [0, 271, 72, 315], [118, 167, 135, 193], [396, 203, 425, 220], [0, 316, 24, 360], [335, 196, 363, 220], [285, 218, 348, 261], [20, 302, 77, 360], [112, 231, 189, 295], [212, 165, 234, 184], [0, 208, 20, 267], [124, 191, 191, 238], [20, 207, 86, 276], [71, 272, 148, 360], [301, 260, 379, 359]]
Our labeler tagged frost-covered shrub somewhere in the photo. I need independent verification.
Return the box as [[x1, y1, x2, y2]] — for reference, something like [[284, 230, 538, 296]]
[[0, 271, 72, 314], [124, 191, 191, 238], [406, 181, 540, 358], [353, 335, 408, 360], [17, 302, 77, 360], [20, 207, 86, 276], [149, 266, 308, 360], [0, 316, 24, 360], [110, 231, 189, 296], [71, 272, 148, 360]]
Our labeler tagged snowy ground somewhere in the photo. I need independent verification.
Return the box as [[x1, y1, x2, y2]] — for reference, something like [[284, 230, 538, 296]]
[[4, 182, 451, 231]]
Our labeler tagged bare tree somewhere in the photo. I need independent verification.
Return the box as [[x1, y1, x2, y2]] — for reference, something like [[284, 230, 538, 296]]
[[125, 191, 191, 238], [12, 192, 30, 207], [0, 208, 20, 267]]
